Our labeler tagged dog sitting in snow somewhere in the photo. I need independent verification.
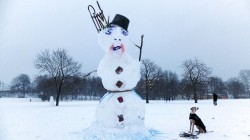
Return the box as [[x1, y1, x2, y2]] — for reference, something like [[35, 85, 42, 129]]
[[189, 107, 206, 134]]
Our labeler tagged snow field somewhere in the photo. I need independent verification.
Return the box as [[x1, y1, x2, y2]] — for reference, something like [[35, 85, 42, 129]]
[[1, 99, 250, 140]]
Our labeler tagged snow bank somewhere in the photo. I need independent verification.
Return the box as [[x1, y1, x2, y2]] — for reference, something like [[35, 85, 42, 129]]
[[0, 98, 42, 102], [1, 99, 250, 140]]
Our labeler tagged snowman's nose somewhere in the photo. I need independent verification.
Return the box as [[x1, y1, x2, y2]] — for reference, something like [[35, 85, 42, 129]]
[[114, 38, 122, 41]]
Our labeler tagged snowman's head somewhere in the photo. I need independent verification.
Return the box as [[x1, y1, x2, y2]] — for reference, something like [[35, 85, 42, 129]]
[[98, 25, 130, 56]]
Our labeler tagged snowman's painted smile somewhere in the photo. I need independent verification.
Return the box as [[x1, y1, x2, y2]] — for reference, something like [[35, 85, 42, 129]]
[[112, 46, 121, 51], [110, 44, 125, 55]]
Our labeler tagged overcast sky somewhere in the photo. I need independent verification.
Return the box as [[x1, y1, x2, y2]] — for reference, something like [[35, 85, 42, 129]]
[[1, 0, 250, 85]]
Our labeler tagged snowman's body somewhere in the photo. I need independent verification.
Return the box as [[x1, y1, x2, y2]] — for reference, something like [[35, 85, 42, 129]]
[[96, 25, 145, 129], [49, 96, 54, 106]]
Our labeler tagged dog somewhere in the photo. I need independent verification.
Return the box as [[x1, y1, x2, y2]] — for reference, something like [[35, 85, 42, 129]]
[[189, 107, 206, 134]]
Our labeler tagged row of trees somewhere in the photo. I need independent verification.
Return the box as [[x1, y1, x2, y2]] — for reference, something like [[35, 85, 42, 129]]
[[3, 49, 250, 106], [138, 58, 250, 103]]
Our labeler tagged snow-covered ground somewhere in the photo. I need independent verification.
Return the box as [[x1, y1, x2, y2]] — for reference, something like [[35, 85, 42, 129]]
[[1, 98, 250, 140]]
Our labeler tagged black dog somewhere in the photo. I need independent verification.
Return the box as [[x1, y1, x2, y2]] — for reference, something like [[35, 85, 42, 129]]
[[189, 107, 206, 134]]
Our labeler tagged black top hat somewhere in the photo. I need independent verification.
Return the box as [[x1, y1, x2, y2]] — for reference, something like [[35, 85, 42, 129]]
[[110, 14, 130, 31]]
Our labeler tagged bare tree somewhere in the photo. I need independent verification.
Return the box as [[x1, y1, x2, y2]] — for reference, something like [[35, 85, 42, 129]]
[[152, 72, 167, 100], [167, 71, 179, 101], [160, 70, 179, 101], [226, 78, 245, 99], [34, 49, 82, 106], [34, 75, 56, 101], [140, 59, 161, 103], [179, 78, 193, 100], [182, 58, 212, 103], [239, 70, 250, 97], [0, 81, 5, 91], [207, 76, 226, 95], [11, 74, 31, 97]]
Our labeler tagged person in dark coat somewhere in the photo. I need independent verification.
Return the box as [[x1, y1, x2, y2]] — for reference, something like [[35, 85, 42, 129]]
[[189, 107, 206, 134], [213, 93, 218, 106]]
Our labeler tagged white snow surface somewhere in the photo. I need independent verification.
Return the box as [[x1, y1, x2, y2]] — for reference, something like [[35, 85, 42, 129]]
[[49, 96, 54, 106], [97, 25, 141, 91], [94, 23, 145, 137], [97, 25, 130, 54], [1, 98, 250, 140], [97, 54, 141, 91], [95, 91, 145, 127], [87, 91, 145, 139], [94, 22, 146, 135]]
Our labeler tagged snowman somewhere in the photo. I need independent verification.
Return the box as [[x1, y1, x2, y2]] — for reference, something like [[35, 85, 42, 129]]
[[49, 96, 54, 106], [96, 14, 145, 130]]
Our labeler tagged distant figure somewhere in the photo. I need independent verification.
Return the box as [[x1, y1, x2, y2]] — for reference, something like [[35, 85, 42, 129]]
[[30, 99, 32, 102], [49, 96, 54, 106], [213, 93, 218, 106]]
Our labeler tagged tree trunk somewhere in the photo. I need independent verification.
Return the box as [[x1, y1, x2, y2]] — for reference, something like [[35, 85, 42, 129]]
[[146, 91, 149, 103], [146, 82, 149, 103], [56, 91, 60, 106], [194, 87, 198, 103], [145, 74, 149, 103], [56, 81, 63, 106]]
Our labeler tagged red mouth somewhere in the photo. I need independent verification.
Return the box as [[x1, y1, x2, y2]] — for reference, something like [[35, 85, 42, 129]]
[[110, 44, 125, 53]]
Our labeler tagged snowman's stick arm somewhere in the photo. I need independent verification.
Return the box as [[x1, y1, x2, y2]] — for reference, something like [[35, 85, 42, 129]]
[[134, 34, 144, 61], [82, 70, 97, 79], [61, 70, 97, 89]]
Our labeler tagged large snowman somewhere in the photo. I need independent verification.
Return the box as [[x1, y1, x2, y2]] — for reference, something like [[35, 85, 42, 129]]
[[96, 14, 145, 131]]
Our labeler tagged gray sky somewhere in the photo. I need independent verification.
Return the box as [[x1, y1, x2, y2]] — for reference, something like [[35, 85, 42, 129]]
[[1, 0, 250, 85]]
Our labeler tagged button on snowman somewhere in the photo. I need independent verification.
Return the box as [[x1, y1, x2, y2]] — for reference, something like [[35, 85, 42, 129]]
[[96, 14, 145, 129]]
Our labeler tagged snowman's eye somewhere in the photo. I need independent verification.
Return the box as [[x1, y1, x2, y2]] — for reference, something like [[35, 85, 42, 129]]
[[105, 29, 112, 35], [122, 30, 128, 36]]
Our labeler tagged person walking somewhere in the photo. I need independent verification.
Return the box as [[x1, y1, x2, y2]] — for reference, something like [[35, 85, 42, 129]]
[[213, 93, 218, 106]]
